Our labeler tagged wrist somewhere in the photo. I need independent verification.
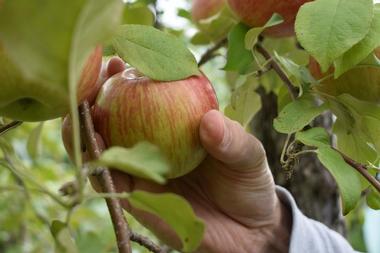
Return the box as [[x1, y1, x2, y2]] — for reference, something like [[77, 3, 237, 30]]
[[259, 197, 292, 253]]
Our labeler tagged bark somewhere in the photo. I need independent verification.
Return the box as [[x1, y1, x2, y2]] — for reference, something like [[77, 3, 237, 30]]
[[252, 89, 346, 235]]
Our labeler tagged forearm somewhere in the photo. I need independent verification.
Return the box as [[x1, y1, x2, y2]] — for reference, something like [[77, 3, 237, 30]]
[[275, 186, 358, 253]]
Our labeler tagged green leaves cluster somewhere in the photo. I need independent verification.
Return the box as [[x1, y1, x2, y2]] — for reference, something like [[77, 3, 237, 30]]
[[296, 0, 379, 76], [272, 0, 380, 213]]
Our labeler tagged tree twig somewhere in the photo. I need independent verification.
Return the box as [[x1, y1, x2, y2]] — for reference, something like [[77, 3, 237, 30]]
[[130, 232, 169, 253], [334, 148, 380, 193], [255, 43, 298, 100], [79, 102, 132, 253], [198, 38, 228, 66], [79, 101, 168, 253], [0, 121, 22, 136]]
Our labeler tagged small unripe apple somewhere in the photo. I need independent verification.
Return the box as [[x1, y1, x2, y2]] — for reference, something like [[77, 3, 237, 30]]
[[92, 68, 219, 179], [0, 46, 102, 122], [309, 56, 380, 102], [227, 0, 311, 37], [191, 0, 225, 22]]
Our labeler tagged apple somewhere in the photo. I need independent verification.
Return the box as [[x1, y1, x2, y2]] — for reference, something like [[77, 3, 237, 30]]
[[309, 56, 380, 102], [191, 0, 225, 22], [0, 46, 102, 122], [77, 46, 103, 105], [91, 68, 219, 179], [227, 0, 311, 37]]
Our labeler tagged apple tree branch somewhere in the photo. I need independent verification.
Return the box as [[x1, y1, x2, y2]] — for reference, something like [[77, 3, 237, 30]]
[[198, 38, 228, 67], [79, 101, 167, 253], [79, 101, 132, 253]]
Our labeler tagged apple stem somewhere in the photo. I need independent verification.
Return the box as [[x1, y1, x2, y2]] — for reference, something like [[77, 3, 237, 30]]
[[198, 37, 228, 67], [79, 101, 168, 253]]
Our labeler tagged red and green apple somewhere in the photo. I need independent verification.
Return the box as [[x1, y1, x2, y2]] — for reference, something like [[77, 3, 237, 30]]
[[191, 0, 225, 22], [91, 68, 219, 178], [227, 0, 311, 37]]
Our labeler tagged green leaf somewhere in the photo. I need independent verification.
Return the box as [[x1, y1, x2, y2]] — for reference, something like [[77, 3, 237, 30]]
[[191, 32, 213, 45], [96, 142, 170, 184], [314, 64, 380, 103], [317, 147, 361, 214], [224, 23, 255, 74], [324, 94, 380, 163], [27, 123, 44, 160], [224, 77, 261, 127], [275, 52, 314, 88], [0, 0, 123, 91], [295, 0, 373, 72], [274, 94, 328, 134], [113, 24, 199, 81], [334, 5, 380, 77], [277, 85, 293, 113], [367, 187, 380, 210], [129, 191, 205, 252], [103, 44, 116, 56], [50, 220, 79, 253], [295, 127, 330, 148], [259, 69, 282, 93], [334, 118, 377, 165], [191, 7, 237, 45], [123, 2, 155, 26], [177, 8, 192, 20], [0, 0, 123, 123], [244, 14, 283, 50], [362, 116, 380, 154]]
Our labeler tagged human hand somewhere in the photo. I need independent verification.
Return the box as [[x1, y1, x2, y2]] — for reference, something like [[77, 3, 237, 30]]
[[88, 57, 292, 253]]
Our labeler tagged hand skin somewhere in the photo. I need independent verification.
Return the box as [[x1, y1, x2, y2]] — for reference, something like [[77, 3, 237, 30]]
[[89, 58, 292, 253]]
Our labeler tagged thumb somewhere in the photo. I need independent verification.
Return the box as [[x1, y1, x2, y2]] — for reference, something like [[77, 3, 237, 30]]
[[200, 110, 267, 170]]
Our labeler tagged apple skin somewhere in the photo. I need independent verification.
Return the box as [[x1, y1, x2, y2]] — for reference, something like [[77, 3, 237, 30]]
[[191, 0, 225, 22], [227, 0, 311, 37], [0, 46, 102, 122], [309, 57, 380, 102], [77, 46, 103, 105], [91, 68, 219, 179]]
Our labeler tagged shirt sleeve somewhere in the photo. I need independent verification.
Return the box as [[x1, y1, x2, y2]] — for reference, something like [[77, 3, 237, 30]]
[[276, 186, 359, 253]]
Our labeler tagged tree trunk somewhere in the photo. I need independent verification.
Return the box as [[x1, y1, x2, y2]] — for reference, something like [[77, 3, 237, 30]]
[[252, 89, 346, 235]]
